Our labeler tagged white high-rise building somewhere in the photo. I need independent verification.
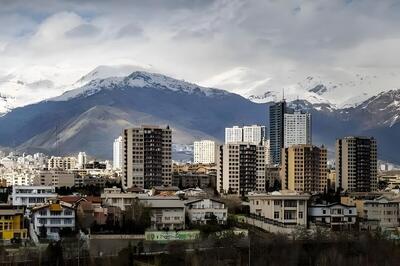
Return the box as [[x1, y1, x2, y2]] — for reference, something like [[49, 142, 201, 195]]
[[284, 111, 311, 148], [225, 126, 243, 144], [77, 152, 87, 169], [225, 125, 266, 144], [243, 125, 266, 144], [113, 136, 123, 170], [193, 140, 216, 164], [264, 139, 270, 165]]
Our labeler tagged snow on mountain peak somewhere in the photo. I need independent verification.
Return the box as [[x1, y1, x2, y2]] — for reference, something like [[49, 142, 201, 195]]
[[50, 71, 228, 102]]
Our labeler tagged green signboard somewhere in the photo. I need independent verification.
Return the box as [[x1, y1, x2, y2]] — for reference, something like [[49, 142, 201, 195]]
[[145, 230, 200, 242]]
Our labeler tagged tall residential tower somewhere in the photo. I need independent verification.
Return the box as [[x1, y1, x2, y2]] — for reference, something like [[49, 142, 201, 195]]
[[122, 125, 172, 189], [335, 136, 377, 192]]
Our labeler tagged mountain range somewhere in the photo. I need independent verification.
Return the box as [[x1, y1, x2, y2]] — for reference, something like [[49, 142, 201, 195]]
[[0, 67, 399, 163]]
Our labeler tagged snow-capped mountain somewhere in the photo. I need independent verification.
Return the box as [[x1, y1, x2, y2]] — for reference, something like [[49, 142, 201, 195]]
[[51, 71, 229, 102], [203, 67, 400, 109], [353, 89, 400, 128], [248, 88, 332, 106], [0, 71, 264, 160], [72, 64, 153, 88], [0, 64, 154, 115]]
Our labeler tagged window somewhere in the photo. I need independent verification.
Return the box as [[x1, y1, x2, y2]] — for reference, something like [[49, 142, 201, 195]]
[[274, 200, 282, 206], [274, 212, 279, 219], [284, 210, 296, 220], [284, 200, 297, 208], [322, 210, 326, 214], [39, 210, 47, 216], [64, 210, 72, 216], [298, 212, 303, 219]]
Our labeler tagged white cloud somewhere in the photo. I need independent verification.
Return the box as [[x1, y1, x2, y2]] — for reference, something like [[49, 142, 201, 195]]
[[0, 0, 400, 107]]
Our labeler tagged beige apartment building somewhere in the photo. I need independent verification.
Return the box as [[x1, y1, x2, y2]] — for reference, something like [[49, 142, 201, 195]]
[[248, 191, 310, 226], [217, 143, 266, 195], [336, 136, 377, 192], [280, 144, 327, 193], [122, 125, 172, 189]]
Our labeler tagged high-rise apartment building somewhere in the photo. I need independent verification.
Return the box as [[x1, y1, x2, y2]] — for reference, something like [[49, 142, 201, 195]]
[[217, 143, 266, 195], [284, 111, 311, 148], [243, 125, 266, 144], [335, 136, 377, 192], [113, 136, 123, 170], [280, 144, 327, 193], [269, 102, 312, 165], [225, 125, 266, 144], [77, 152, 87, 169], [225, 126, 243, 144], [269, 101, 286, 165], [193, 140, 216, 164], [122, 125, 172, 189]]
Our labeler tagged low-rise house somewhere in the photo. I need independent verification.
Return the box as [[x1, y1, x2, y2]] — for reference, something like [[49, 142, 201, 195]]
[[361, 196, 399, 230], [101, 188, 185, 230], [11, 186, 57, 207], [248, 191, 310, 227], [0, 205, 28, 240], [31, 200, 76, 239], [308, 203, 357, 230], [185, 198, 228, 225], [140, 196, 185, 230], [101, 187, 141, 211]]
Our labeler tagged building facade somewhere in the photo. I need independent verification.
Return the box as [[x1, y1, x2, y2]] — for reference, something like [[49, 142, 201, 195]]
[[284, 111, 312, 148], [77, 152, 87, 169], [225, 126, 243, 144], [33, 170, 78, 188], [243, 125, 266, 144], [113, 136, 123, 170], [217, 143, 266, 195], [31, 201, 76, 239], [361, 196, 399, 230], [47, 156, 77, 170], [308, 203, 357, 230], [280, 145, 327, 193], [193, 140, 216, 164], [122, 125, 172, 189], [0, 207, 28, 240], [269, 101, 286, 165], [248, 191, 310, 227], [185, 199, 228, 225], [225, 125, 266, 145], [336, 136, 377, 192], [140, 197, 185, 230], [12, 186, 57, 207]]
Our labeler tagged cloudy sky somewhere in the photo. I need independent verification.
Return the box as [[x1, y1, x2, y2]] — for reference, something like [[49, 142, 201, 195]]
[[1, 0, 400, 107]]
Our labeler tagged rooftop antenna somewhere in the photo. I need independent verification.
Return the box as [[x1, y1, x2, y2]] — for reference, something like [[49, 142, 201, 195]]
[[282, 88, 285, 102]]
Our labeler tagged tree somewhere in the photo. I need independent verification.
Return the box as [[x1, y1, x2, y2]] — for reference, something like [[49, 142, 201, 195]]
[[123, 199, 151, 234]]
